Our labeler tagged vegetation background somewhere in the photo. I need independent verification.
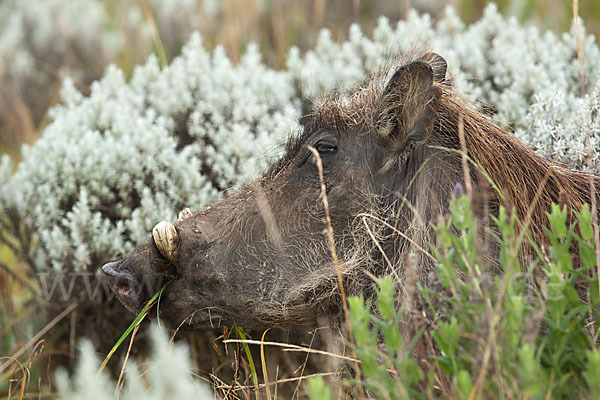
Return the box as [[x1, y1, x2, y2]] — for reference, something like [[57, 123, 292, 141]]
[[2, 0, 600, 157], [1, 0, 600, 399]]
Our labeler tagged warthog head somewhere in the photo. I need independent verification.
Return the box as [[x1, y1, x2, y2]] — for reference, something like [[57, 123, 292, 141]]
[[102, 51, 600, 331]]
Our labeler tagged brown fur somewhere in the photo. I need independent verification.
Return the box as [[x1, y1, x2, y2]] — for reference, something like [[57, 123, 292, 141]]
[[304, 50, 600, 268]]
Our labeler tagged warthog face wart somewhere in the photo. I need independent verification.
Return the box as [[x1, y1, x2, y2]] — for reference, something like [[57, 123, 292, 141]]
[[102, 52, 600, 331]]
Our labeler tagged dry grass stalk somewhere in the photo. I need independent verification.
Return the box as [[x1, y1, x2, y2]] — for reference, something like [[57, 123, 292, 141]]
[[260, 328, 272, 400], [0, 302, 78, 377], [360, 215, 398, 282], [223, 339, 359, 364], [136, 0, 168, 66], [572, 0, 586, 97], [69, 309, 77, 361], [4, 357, 27, 400], [458, 114, 472, 199], [307, 145, 365, 397], [291, 329, 318, 400], [210, 371, 337, 392], [307, 146, 346, 313], [115, 323, 142, 399], [358, 213, 437, 263]]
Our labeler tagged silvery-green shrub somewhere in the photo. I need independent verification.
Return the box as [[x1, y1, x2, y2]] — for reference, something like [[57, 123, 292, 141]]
[[56, 326, 213, 400], [0, 33, 297, 273]]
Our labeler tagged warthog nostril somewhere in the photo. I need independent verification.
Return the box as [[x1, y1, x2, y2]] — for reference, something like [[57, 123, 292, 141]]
[[101, 260, 121, 276]]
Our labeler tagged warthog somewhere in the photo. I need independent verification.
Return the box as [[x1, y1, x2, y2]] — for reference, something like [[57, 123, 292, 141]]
[[102, 52, 600, 331]]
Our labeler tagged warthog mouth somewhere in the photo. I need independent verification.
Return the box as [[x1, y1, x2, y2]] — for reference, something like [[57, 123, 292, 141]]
[[116, 282, 132, 297]]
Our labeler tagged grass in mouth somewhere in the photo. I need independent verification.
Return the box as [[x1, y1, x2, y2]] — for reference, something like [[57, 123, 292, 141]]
[[98, 281, 170, 374]]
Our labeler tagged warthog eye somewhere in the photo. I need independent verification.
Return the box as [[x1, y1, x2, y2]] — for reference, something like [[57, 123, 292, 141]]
[[316, 141, 337, 155]]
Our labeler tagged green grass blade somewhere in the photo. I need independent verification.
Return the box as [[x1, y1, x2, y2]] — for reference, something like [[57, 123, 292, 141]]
[[98, 281, 170, 374], [237, 328, 260, 400]]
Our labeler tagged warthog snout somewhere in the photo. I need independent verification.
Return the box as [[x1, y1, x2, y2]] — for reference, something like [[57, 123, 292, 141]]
[[102, 239, 177, 315], [102, 259, 139, 311], [101, 260, 121, 276]]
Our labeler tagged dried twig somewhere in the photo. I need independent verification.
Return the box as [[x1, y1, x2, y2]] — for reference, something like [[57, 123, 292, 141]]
[[223, 339, 359, 364], [209, 371, 338, 392]]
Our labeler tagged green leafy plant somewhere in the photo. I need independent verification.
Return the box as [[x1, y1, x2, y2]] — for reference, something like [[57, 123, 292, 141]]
[[309, 194, 600, 399]]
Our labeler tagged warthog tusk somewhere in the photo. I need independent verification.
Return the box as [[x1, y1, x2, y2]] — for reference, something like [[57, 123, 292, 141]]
[[152, 220, 179, 263], [178, 207, 192, 221]]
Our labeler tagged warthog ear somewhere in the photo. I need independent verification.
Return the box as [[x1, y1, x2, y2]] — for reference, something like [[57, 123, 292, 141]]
[[421, 53, 448, 84], [377, 58, 443, 153]]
